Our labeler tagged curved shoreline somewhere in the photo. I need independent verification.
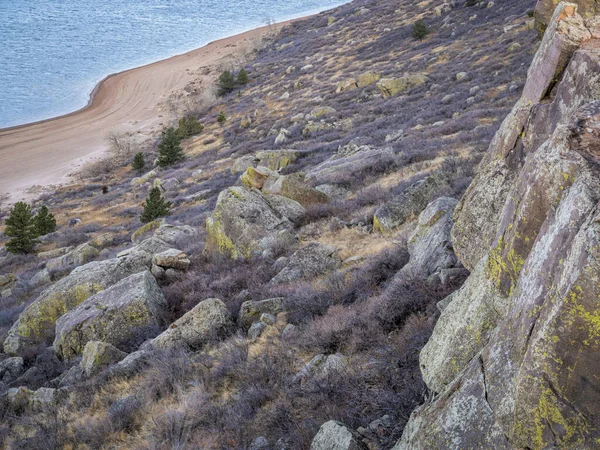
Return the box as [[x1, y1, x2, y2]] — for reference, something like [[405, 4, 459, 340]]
[[0, 17, 302, 199], [0, 21, 289, 134]]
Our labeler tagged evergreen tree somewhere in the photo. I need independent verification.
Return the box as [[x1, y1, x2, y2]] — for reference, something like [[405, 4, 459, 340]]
[[217, 111, 227, 126], [132, 152, 145, 172], [237, 68, 249, 86], [33, 205, 56, 236], [217, 70, 236, 96], [140, 187, 171, 223], [175, 116, 204, 139], [412, 20, 429, 40], [157, 128, 184, 167], [5, 202, 37, 254]]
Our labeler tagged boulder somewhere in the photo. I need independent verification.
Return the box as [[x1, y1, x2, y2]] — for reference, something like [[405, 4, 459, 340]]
[[0, 274, 16, 290], [4, 252, 152, 356], [256, 150, 299, 171], [53, 271, 166, 359], [131, 219, 165, 244], [90, 233, 116, 249], [232, 155, 259, 174], [109, 349, 153, 378], [270, 242, 341, 284], [151, 298, 233, 350], [37, 247, 73, 260], [205, 187, 302, 260], [302, 121, 335, 136], [241, 166, 278, 190], [28, 269, 52, 289], [307, 106, 337, 120], [274, 128, 290, 145], [262, 173, 330, 207], [310, 421, 368, 450], [80, 341, 128, 376], [374, 175, 445, 233], [130, 169, 157, 186], [238, 297, 285, 331], [336, 78, 357, 93], [0, 357, 24, 383], [376, 73, 429, 97], [357, 71, 380, 87], [152, 249, 190, 271], [247, 321, 268, 340], [46, 242, 99, 270], [307, 147, 395, 185], [399, 197, 459, 278]]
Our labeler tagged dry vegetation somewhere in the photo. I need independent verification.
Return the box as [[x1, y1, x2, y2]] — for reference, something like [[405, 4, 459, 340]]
[[0, 0, 538, 448]]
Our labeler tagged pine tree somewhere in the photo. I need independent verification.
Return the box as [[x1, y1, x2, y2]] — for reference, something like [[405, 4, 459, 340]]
[[33, 205, 56, 236], [132, 152, 145, 172], [412, 20, 429, 40], [140, 187, 171, 223], [237, 68, 249, 86], [217, 111, 227, 126], [5, 202, 37, 254], [157, 128, 184, 167], [217, 70, 236, 96]]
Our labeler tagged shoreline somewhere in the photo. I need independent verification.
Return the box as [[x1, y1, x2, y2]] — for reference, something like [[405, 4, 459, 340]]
[[0, 19, 295, 134], [0, 16, 307, 201]]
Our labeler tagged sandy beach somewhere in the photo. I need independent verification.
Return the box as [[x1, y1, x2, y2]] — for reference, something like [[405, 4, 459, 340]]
[[0, 20, 291, 201]]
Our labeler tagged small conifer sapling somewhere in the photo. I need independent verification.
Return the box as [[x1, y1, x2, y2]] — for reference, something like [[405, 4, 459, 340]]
[[157, 128, 184, 167], [33, 205, 57, 236], [5, 201, 37, 254], [132, 152, 145, 172], [412, 20, 429, 40], [237, 68, 249, 86], [140, 187, 171, 223]]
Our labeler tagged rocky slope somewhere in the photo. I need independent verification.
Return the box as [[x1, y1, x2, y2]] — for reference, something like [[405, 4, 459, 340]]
[[0, 0, 547, 448], [396, 2, 600, 448]]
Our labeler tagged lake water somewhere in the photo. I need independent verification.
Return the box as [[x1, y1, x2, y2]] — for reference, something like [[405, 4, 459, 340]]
[[0, 0, 345, 128]]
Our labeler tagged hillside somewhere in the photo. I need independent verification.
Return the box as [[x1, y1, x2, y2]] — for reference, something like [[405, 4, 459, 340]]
[[0, 0, 552, 448]]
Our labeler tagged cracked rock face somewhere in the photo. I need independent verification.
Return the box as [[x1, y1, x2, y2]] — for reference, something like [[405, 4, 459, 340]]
[[396, 4, 600, 449], [54, 271, 166, 360]]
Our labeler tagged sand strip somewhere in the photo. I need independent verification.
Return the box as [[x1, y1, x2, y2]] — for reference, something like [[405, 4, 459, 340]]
[[0, 20, 294, 200]]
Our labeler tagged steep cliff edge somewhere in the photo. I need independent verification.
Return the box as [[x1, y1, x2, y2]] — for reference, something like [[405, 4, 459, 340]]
[[396, 3, 600, 449]]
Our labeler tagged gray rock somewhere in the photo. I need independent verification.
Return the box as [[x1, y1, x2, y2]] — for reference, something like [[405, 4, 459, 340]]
[[270, 242, 341, 284], [4, 251, 152, 356], [239, 298, 285, 331], [46, 242, 99, 270], [53, 271, 166, 359], [151, 298, 233, 350], [152, 248, 190, 271], [310, 420, 368, 450], [109, 350, 153, 378], [0, 273, 16, 290], [399, 197, 459, 278], [373, 174, 445, 232], [247, 321, 268, 340], [80, 341, 128, 376], [0, 357, 24, 383], [205, 187, 301, 260], [260, 313, 276, 325]]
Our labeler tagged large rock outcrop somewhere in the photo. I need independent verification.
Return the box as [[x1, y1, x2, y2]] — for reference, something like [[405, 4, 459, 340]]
[[3, 253, 151, 356], [396, 4, 600, 449], [151, 298, 233, 350], [3, 224, 195, 357], [205, 186, 302, 259], [54, 271, 167, 359]]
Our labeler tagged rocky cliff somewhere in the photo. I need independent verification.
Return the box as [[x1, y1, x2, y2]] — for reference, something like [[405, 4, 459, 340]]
[[396, 2, 600, 449]]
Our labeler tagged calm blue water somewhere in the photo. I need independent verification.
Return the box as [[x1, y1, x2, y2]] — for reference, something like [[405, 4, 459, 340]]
[[0, 0, 345, 128]]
